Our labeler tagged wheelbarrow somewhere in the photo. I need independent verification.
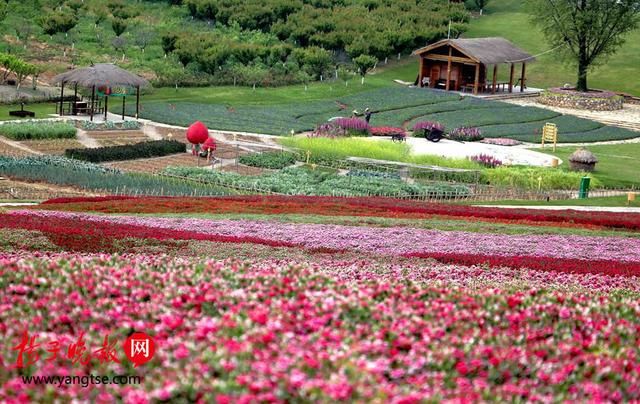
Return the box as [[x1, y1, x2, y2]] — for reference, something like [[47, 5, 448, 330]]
[[423, 128, 445, 143]]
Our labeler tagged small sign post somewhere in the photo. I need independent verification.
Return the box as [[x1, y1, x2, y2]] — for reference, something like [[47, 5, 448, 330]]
[[541, 123, 558, 152]]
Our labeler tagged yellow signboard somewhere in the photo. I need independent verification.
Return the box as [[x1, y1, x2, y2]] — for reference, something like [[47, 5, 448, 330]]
[[541, 123, 558, 151]]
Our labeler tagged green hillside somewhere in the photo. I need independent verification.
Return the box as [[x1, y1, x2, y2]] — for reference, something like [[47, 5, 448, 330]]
[[464, 0, 640, 96]]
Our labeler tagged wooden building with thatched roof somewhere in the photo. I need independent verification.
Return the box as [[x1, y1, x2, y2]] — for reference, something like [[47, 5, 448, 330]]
[[412, 37, 534, 95]]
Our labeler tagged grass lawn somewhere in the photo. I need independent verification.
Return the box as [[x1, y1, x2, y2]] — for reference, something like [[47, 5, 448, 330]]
[[0, 103, 58, 121], [142, 58, 418, 105], [536, 143, 640, 188], [465, 0, 640, 96], [478, 195, 640, 208]]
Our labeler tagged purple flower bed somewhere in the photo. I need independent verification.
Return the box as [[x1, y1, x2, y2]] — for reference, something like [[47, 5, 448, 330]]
[[449, 126, 483, 142], [18, 210, 640, 263], [333, 118, 370, 136], [470, 154, 503, 168]]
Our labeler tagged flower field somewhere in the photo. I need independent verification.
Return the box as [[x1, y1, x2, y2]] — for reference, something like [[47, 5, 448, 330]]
[[2, 195, 640, 402]]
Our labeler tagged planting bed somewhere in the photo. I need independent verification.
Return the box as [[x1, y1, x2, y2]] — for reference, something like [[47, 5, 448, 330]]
[[2, 195, 640, 401], [86, 130, 151, 147], [20, 139, 86, 155], [0, 140, 34, 157], [136, 87, 638, 142]]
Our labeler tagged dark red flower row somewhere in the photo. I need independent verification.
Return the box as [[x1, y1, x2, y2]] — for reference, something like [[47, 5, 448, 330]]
[[39, 195, 640, 231], [404, 251, 640, 278]]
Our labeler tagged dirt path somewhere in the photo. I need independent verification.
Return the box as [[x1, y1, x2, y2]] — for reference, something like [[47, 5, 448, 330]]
[[74, 128, 101, 148], [0, 136, 41, 155]]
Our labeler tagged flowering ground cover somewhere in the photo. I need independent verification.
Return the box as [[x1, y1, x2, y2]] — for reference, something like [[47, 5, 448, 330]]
[[4, 209, 640, 278], [3, 195, 640, 402], [39, 195, 640, 231], [1, 253, 640, 402]]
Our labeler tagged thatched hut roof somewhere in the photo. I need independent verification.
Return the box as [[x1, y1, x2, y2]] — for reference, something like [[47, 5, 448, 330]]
[[413, 37, 534, 64], [52, 63, 150, 88], [569, 148, 598, 164]]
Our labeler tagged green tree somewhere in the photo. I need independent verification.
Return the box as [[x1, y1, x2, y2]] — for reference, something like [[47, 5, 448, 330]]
[[528, 0, 640, 92], [39, 8, 78, 36], [337, 65, 352, 86], [353, 54, 376, 84], [111, 17, 128, 37], [296, 46, 332, 79], [237, 63, 269, 90], [152, 58, 187, 90], [0, 2, 7, 22], [91, 5, 108, 28], [472, 0, 490, 15], [161, 33, 179, 56]]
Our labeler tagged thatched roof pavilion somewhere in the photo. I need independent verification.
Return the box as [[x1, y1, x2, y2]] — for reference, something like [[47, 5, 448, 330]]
[[412, 37, 535, 95], [52, 63, 150, 121]]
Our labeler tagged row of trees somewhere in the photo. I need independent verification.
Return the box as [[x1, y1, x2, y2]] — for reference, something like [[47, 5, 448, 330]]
[[153, 38, 376, 90], [181, 0, 469, 59], [0, 53, 41, 90]]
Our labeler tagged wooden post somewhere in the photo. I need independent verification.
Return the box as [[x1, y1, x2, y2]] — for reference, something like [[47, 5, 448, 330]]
[[90, 85, 95, 121], [473, 63, 480, 95], [418, 57, 424, 87], [520, 62, 526, 92], [135, 86, 140, 119], [73, 83, 78, 115], [492, 64, 498, 94], [509, 63, 515, 93], [104, 95, 109, 121], [122, 96, 126, 120], [59, 81, 65, 116], [446, 47, 452, 91]]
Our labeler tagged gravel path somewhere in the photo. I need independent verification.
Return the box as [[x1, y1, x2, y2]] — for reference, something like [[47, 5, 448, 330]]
[[503, 99, 640, 130], [367, 137, 561, 167]]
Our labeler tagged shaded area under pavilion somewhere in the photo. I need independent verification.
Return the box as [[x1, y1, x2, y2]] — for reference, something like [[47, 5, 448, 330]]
[[413, 37, 536, 95], [52, 63, 150, 121]]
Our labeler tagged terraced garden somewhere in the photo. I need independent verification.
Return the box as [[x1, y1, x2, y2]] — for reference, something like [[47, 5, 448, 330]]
[[135, 87, 639, 142]]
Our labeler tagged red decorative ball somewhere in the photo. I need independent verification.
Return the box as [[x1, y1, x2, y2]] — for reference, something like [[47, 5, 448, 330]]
[[202, 137, 216, 152], [186, 121, 209, 144]]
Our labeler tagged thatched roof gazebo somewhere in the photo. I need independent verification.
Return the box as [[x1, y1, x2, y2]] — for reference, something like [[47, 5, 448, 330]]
[[52, 63, 150, 121]]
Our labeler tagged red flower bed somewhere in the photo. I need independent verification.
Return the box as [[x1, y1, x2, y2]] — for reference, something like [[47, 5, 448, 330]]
[[369, 126, 405, 136], [404, 251, 640, 277], [0, 212, 302, 252], [37, 195, 640, 231]]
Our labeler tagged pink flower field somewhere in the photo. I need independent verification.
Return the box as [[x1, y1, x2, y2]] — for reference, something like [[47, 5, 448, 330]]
[[1, 201, 640, 402]]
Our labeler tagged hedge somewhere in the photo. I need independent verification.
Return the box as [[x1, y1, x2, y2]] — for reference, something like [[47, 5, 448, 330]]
[[65, 140, 186, 163], [238, 151, 297, 169]]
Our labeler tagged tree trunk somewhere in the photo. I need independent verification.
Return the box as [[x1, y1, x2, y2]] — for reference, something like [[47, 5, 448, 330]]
[[577, 37, 588, 91], [576, 0, 588, 92], [577, 62, 588, 92]]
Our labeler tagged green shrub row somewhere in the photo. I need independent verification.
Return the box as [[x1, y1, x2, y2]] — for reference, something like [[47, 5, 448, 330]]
[[0, 156, 231, 196], [163, 166, 472, 198], [238, 151, 297, 169], [0, 121, 77, 140], [65, 140, 186, 163]]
